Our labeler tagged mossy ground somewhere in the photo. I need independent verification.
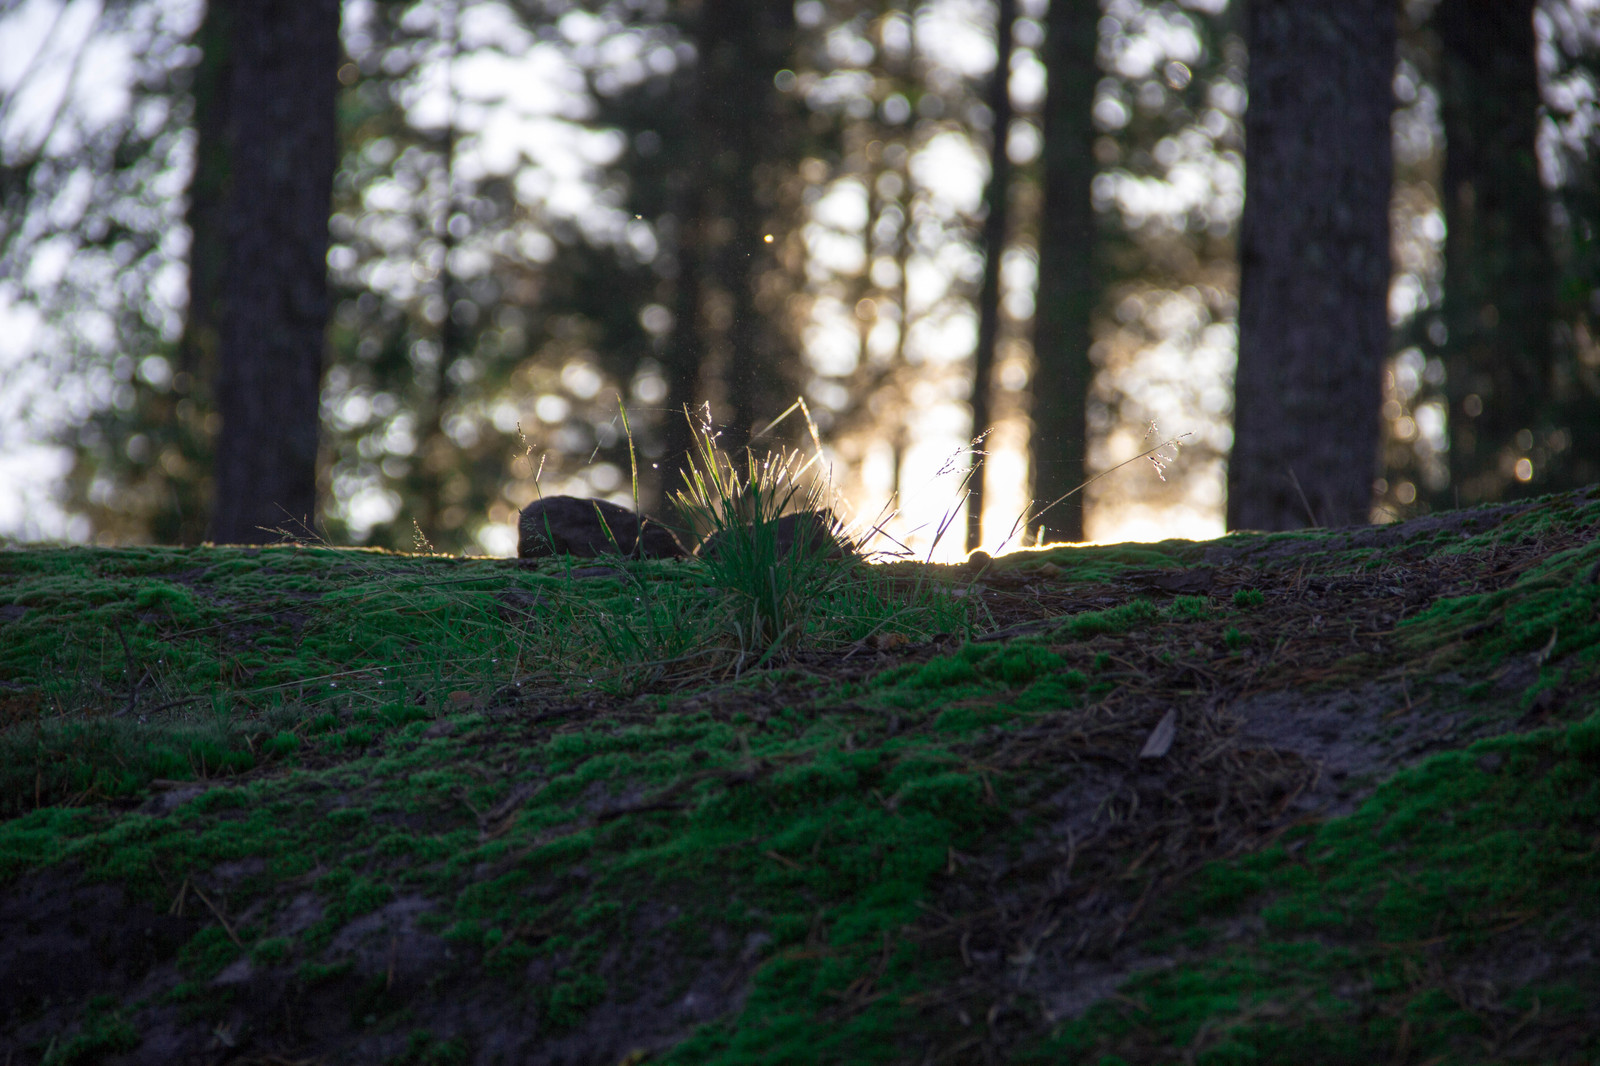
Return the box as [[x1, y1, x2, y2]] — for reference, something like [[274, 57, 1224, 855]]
[[2, 487, 1598, 1064]]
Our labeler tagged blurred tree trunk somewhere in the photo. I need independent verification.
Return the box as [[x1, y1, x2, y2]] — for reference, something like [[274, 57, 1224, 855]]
[[411, 0, 464, 546], [207, 0, 341, 543], [1028, 0, 1099, 544], [162, 0, 234, 544], [966, 0, 1017, 553], [660, 181, 705, 478], [1228, 0, 1394, 531], [675, 0, 797, 453], [1433, 0, 1556, 504]]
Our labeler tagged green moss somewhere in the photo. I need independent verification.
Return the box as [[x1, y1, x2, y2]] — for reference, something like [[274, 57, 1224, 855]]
[[1056, 599, 1161, 640], [1001, 541, 1205, 583], [545, 970, 608, 1030], [1571, 711, 1600, 763], [392, 1030, 469, 1066], [132, 581, 202, 621], [179, 925, 241, 980], [1033, 717, 1600, 1062], [1398, 535, 1600, 683], [40, 998, 138, 1066], [297, 959, 354, 986], [5, 496, 1597, 1061], [252, 936, 291, 964]]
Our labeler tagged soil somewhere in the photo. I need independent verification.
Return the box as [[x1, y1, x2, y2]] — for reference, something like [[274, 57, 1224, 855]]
[[1, 488, 1598, 1064]]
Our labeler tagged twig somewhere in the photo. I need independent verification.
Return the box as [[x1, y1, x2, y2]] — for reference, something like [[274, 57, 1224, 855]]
[[971, 618, 1056, 644], [110, 622, 151, 718], [1286, 465, 1320, 527], [189, 883, 243, 947]]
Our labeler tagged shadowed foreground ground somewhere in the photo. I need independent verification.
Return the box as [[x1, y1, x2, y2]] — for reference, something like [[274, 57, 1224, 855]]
[[1, 487, 1598, 1064]]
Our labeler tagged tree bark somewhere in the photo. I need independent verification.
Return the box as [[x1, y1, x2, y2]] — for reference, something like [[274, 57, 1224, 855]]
[[158, 0, 235, 544], [1433, 0, 1555, 504], [966, 0, 1017, 552], [661, 180, 705, 478], [682, 0, 797, 452], [1028, 0, 1099, 544], [207, 0, 341, 543], [1228, 0, 1394, 531], [412, 0, 465, 544]]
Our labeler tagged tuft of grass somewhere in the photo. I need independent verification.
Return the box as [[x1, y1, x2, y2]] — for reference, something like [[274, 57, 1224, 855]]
[[505, 401, 976, 684], [1233, 587, 1266, 609], [670, 410, 868, 664]]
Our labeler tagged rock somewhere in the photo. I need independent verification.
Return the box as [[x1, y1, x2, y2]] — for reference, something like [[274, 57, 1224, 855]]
[[517, 496, 686, 559], [696, 510, 852, 563]]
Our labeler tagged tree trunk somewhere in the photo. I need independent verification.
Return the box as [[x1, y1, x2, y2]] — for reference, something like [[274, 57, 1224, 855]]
[[161, 0, 235, 544], [966, 0, 1017, 552], [1433, 0, 1555, 504], [1028, 0, 1099, 544], [413, 0, 465, 545], [679, 0, 797, 453], [207, 0, 341, 543], [661, 185, 705, 479], [1228, 0, 1394, 531]]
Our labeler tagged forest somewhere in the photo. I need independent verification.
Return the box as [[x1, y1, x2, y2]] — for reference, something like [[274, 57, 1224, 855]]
[[1, 0, 1594, 557], [3, 4, 1600, 1063]]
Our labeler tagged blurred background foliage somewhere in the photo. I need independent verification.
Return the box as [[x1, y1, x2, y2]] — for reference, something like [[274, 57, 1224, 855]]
[[1, 0, 1597, 556]]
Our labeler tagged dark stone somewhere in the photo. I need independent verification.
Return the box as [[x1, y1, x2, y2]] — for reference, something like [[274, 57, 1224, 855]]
[[696, 510, 852, 562], [517, 496, 686, 559]]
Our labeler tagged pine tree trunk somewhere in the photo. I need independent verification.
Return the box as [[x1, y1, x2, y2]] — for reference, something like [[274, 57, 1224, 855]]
[[1029, 0, 1099, 544], [161, 0, 234, 544], [207, 0, 340, 544], [1433, 0, 1554, 504], [966, 0, 1017, 552], [1228, 0, 1394, 531], [686, 0, 796, 451], [660, 185, 705, 484]]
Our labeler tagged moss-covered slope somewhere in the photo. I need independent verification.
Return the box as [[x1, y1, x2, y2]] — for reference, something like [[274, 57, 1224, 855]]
[[1, 487, 1597, 1064]]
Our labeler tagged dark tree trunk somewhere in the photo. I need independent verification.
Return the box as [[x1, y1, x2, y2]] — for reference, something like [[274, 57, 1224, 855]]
[[685, 0, 796, 452], [720, 0, 795, 449], [660, 185, 705, 477], [207, 0, 340, 544], [1227, 0, 1394, 531], [1028, 0, 1099, 544], [966, 0, 1017, 552], [178, 5, 229, 391], [412, 0, 464, 545], [1433, 0, 1555, 504]]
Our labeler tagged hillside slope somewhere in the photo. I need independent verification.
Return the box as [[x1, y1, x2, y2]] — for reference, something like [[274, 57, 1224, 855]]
[[2, 488, 1598, 1065]]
